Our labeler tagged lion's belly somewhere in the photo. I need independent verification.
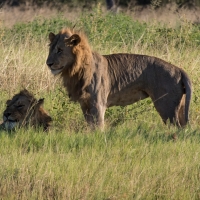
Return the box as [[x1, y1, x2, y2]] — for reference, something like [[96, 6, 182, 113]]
[[107, 89, 149, 107]]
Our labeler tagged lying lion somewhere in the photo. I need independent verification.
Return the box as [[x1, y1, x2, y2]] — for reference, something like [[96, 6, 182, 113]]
[[46, 28, 192, 129], [1, 89, 52, 131]]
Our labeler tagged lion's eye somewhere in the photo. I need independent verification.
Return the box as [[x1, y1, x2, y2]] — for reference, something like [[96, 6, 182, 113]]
[[57, 48, 63, 54]]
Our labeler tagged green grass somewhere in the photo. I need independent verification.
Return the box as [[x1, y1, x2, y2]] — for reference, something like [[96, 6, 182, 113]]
[[0, 126, 200, 199], [0, 6, 200, 199]]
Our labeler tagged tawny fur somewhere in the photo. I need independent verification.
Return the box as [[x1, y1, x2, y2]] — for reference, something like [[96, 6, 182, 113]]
[[46, 28, 192, 129]]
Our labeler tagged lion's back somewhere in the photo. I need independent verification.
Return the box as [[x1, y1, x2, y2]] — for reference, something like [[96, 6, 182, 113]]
[[101, 53, 185, 107]]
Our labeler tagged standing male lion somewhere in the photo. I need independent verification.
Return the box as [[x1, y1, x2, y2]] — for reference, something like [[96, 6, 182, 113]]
[[46, 28, 192, 129]]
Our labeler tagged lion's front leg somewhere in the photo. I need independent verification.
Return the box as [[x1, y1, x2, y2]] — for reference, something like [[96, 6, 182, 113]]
[[80, 102, 106, 130]]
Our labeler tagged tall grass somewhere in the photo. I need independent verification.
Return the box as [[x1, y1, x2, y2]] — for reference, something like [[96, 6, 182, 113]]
[[0, 7, 200, 199]]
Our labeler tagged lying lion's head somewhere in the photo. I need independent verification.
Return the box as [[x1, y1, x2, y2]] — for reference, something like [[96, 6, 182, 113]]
[[2, 89, 52, 131]]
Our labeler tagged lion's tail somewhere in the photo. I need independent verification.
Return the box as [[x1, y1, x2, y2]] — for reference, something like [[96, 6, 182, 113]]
[[181, 69, 192, 123]]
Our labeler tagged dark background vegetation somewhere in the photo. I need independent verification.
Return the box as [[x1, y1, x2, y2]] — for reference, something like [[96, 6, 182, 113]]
[[1, 0, 200, 7]]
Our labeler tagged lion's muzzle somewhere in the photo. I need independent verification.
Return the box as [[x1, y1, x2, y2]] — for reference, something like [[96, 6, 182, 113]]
[[46, 61, 54, 68]]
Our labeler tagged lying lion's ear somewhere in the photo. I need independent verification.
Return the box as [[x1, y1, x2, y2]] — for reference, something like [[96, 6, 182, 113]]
[[49, 32, 55, 43], [64, 34, 81, 47]]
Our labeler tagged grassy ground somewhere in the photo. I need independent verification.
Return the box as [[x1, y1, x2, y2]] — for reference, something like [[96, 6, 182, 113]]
[[0, 7, 200, 199]]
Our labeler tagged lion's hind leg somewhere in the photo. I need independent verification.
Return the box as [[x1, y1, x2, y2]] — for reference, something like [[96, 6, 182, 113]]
[[152, 93, 183, 127]]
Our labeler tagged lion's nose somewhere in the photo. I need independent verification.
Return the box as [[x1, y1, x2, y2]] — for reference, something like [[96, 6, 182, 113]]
[[4, 112, 11, 118], [46, 62, 54, 68]]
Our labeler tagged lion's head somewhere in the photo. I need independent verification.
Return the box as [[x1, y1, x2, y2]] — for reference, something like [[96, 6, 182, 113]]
[[46, 28, 93, 102], [46, 28, 92, 76], [2, 89, 52, 131]]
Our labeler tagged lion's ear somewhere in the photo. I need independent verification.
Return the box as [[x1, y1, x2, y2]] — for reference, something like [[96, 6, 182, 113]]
[[64, 34, 81, 47], [49, 32, 55, 43]]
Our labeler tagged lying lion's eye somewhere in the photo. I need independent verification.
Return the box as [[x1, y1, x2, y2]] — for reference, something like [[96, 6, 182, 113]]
[[57, 48, 63, 54], [17, 105, 24, 109]]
